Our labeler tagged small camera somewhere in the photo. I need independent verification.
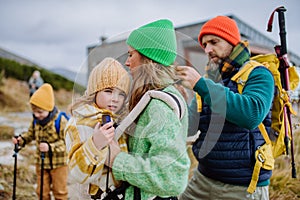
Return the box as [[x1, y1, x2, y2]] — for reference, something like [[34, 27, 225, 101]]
[[102, 114, 111, 125]]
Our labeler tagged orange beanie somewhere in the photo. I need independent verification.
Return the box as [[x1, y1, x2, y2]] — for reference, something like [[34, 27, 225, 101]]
[[30, 83, 55, 111], [198, 16, 241, 48]]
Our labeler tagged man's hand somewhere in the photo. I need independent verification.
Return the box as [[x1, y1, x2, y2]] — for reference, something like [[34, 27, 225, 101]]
[[175, 66, 202, 89]]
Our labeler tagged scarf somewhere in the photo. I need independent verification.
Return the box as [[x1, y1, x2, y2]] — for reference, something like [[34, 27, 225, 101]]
[[34, 106, 58, 126]]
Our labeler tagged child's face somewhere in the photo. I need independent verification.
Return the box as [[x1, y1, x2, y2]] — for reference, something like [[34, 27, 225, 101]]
[[95, 87, 126, 114], [31, 106, 49, 120]]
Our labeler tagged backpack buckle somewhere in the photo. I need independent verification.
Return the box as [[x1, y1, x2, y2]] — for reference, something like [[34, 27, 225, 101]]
[[256, 146, 265, 163], [237, 78, 246, 86], [257, 153, 265, 163]]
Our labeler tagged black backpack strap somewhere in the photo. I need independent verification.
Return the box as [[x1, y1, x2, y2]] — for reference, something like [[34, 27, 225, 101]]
[[162, 91, 182, 119], [134, 186, 141, 200]]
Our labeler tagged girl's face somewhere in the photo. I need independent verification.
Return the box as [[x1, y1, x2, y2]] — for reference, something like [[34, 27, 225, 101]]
[[31, 106, 49, 120], [125, 46, 143, 75], [95, 87, 126, 113]]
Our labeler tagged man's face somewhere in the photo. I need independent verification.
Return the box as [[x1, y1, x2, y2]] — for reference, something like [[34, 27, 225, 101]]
[[201, 35, 234, 64]]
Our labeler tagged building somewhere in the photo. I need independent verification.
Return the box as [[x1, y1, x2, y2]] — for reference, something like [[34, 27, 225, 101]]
[[87, 15, 300, 100]]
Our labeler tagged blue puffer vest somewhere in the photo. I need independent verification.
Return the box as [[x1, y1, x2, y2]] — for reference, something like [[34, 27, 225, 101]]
[[192, 67, 273, 186]]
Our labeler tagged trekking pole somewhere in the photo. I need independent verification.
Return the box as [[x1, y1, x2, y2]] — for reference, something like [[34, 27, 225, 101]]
[[267, 6, 297, 178], [12, 136, 21, 200], [40, 151, 45, 200]]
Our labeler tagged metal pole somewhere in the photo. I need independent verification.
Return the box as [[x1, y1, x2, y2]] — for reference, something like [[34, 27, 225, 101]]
[[40, 152, 45, 200], [12, 137, 20, 200]]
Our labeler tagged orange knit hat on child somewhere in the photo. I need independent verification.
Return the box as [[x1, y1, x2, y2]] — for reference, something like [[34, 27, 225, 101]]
[[86, 57, 131, 96], [30, 83, 55, 111], [198, 16, 241, 48]]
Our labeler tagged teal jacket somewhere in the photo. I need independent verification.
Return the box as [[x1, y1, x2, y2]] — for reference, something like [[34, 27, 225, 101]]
[[112, 85, 190, 200], [191, 67, 274, 186]]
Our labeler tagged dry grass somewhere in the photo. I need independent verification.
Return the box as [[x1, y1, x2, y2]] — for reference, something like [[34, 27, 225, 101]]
[[0, 78, 29, 112], [0, 164, 37, 200], [0, 125, 14, 140], [0, 78, 73, 112], [269, 124, 300, 199]]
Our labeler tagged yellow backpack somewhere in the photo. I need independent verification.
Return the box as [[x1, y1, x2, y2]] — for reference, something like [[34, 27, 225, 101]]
[[231, 53, 299, 193]]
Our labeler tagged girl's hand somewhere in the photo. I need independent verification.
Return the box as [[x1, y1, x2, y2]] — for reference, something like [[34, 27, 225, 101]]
[[92, 122, 115, 150]]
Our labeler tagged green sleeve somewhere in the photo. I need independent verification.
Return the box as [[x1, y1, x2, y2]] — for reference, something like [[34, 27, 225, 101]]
[[112, 99, 190, 197], [193, 67, 274, 129]]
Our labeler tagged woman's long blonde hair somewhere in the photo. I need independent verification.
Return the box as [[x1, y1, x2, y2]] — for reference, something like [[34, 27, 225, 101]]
[[129, 55, 178, 111]]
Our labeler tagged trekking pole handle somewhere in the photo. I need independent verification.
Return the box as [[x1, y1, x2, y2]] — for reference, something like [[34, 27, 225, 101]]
[[13, 136, 21, 155], [276, 6, 287, 55], [41, 152, 45, 159]]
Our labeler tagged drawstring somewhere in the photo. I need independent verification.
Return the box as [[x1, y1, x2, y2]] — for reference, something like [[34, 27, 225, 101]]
[[106, 145, 111, 193]]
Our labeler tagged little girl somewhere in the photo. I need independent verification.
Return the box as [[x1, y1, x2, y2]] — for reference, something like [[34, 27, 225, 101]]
[[64, 57, 131, 199]]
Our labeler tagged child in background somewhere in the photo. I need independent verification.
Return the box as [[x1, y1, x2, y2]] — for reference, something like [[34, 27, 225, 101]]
[[12, 83, 68, 200], [64, 57, 131, 199]]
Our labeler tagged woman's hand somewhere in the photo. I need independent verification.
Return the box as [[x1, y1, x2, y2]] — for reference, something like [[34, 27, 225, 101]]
[[92, 122, 115, 150], [105, 140, 121, 168]]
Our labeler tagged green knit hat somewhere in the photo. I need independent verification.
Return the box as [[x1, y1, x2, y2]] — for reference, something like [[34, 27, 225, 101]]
[[126, 19, 177, 66]]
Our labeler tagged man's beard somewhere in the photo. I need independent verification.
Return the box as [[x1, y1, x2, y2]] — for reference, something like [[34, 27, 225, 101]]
[[207, 58, 222, 71]]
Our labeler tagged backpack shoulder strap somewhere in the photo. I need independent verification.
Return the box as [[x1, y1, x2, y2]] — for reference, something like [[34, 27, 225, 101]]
[[231, 60, 262, 94], [55, 111, 70, 135], [115, 90, 185, 140]]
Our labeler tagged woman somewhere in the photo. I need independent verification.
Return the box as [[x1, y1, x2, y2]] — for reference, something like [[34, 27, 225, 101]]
[[108, 19, 190, 200]]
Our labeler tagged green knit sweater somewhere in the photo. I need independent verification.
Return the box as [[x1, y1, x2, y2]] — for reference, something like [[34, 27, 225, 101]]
[[112, 85, 190, 200]]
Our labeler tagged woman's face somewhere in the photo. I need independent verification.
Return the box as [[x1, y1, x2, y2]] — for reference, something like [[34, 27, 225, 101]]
[[95, 87, 126, 114], [125, 46, 143, 75]]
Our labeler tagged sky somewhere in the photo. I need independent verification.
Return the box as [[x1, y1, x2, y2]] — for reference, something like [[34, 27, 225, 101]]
[[0, 0, 299, 73]]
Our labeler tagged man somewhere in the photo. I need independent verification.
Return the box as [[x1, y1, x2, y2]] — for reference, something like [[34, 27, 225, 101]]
[[176, 16, 274, 200]]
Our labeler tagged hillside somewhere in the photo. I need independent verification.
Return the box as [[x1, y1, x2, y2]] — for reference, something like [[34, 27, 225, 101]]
[[0, 77, 73, 112], [51, 67, 87, 86]]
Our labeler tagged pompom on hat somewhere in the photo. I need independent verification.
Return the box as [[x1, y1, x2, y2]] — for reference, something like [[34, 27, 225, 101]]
[[30, 83, 55, 111], [198, 16, 241, 48], [126, 19, 177, 66], [86, 57, 131, 96]]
